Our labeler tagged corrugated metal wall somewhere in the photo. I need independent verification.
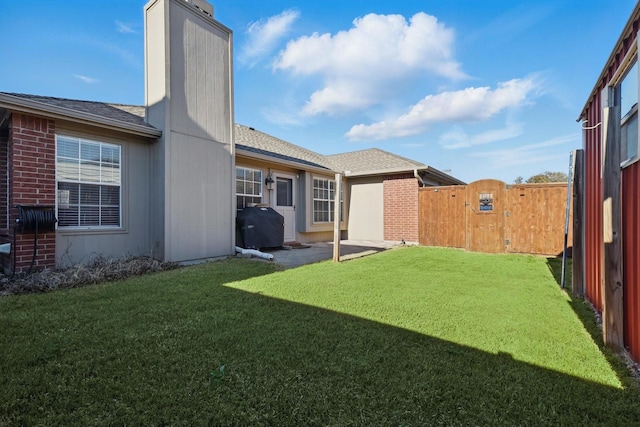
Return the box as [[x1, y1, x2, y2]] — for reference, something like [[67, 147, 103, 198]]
[[583, 91, 603, 311], [581, 9, 640, 358], [623, 162, 640, 362]]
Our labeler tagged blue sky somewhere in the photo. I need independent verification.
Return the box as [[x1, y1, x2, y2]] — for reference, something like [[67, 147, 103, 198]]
[[1, 0, 637, 183]]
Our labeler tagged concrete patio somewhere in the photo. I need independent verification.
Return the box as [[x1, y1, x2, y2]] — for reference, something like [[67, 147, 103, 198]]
[[261, 240, 400, 269]]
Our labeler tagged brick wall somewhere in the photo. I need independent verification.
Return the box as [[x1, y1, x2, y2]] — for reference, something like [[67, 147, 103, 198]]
[[0, 127, 8, 230], [0, 113, 57, 273], [0, 126, 8, 271], [383, 174, 419, 243]]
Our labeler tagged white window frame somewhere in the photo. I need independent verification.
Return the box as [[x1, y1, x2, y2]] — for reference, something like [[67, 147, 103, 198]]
[[55, 135, 122, 229], [611, 36, 640, 169], [236, 166, 262, 209], [312, 177, 343, 223]]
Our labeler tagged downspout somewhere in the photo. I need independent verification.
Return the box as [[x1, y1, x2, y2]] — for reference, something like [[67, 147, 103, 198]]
[[413, 169, 425, 187], [235, 246, 274, 261], [0, 111, 10, 128]]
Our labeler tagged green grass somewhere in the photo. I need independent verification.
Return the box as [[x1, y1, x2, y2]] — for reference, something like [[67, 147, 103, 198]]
[[1, 247, 639, 425]]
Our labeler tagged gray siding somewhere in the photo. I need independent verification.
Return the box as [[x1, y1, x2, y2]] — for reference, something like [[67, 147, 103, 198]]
[[145, 0, 234, 262], [165, 132, 233, 260], [145, 0, 168, 259], [346, 177, 384, 241], [296, 171, 307, 233], [56, 134, 153, 265], [170, 7, 232, 144]]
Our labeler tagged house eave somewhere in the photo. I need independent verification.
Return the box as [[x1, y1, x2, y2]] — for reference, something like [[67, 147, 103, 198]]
[[421, 167, 467, 185], [343, 165, 419, 177], [236, 146, 335, 175], [344, 165, 466, 185], [0, 93, 161, 139]]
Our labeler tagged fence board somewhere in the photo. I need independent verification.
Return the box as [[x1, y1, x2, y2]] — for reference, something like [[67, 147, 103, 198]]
[[507, 184, 569, 255], [418, 186, 465, 248], [419, 179, 571, 256]]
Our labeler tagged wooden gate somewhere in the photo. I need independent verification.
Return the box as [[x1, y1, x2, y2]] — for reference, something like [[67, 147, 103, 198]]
[[466, 179, 506, 253], [419, 185, 465, 248], [419, 179, 570, 255]]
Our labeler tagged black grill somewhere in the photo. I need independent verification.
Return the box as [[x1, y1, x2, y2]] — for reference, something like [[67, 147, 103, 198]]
[[236, 207, 284, 249]]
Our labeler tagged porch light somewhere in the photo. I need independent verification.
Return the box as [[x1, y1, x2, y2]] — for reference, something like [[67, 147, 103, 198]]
[[265, 172, 274, 190]]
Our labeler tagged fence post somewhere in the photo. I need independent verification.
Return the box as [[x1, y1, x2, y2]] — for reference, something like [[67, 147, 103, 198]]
[[333, 173, 342, 262], [572, 149, 584, 297], [561, 152, 575, 289], [601, 86, 624, 352]]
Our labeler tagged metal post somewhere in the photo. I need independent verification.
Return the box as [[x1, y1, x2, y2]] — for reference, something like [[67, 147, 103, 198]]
[[333, 173, 342, 262], [561, 151, 575, 289]]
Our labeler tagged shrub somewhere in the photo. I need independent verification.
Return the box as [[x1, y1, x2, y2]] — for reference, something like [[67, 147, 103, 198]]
[[0, 255, 179, 296]]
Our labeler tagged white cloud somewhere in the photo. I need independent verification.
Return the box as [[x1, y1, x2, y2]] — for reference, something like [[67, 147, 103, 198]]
[[116, 21, 136, 34], [240, 9, 299, 67], [274, 12, 465, 115], [303, 80, 375, 116], [98, 41, 140, 69], [345, 76, 538, 141], [440, 122, 524, 149], [261, 107, 303, 126], [78, 37, 141, 69], [73, 74, 99, 84], [468, 134, 577, 168]]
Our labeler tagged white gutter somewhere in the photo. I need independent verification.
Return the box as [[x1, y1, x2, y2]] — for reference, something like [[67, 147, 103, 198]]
[[0, 93, 162, 139], [345, 165, 465, 185], [235, 246, 274, 261], [421, 166, 466, 185], [343, 165, 417, 177]]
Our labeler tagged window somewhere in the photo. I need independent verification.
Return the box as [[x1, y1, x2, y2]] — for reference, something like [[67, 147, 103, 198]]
[[236, 167, 262, 209], [276, 177, 293, 207], [56, 135, 121, 228], [620, 61, 639, 165], [313, 177, 343, 223]]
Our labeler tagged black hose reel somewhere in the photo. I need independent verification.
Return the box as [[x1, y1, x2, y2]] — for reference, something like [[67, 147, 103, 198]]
[[16, 205, 57, 233], [14, 205, 57, 274]]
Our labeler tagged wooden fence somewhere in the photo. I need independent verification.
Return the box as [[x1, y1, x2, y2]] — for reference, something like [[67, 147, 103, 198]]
[[419, 179, 571, 255]]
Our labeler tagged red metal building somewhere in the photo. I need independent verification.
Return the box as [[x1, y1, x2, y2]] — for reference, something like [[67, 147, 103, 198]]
[[578, 3, 640, 360]]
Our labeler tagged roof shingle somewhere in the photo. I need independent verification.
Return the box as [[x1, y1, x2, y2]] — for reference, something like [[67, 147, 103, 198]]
[[235, 124, 333, 170], [2, 93, 459, 181], [0, 93, 154, 130], [327, 148, 425, 173]]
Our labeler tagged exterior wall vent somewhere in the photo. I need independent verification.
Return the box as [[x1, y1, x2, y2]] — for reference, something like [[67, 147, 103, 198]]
[[185, 0, 213, 17]]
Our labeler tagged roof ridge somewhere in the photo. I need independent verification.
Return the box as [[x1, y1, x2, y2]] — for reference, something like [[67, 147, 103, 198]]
[[329, 147, 425, 166], [326, 147, 386, 158]]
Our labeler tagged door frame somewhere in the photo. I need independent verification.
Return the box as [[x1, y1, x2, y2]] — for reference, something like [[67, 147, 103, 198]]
[[272, 171, 297, 242]]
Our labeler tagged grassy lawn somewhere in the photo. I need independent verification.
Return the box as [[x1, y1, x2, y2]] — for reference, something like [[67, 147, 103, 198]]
[[1, 247, 639, 425]]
